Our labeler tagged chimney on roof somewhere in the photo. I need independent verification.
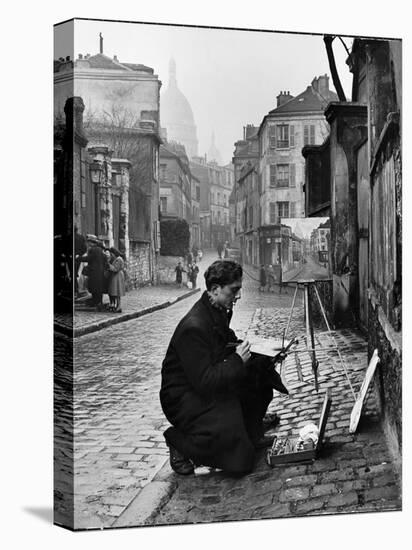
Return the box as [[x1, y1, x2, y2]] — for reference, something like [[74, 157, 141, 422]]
[[243, 124, 256, 140], [113, 55, 118, 62], [312, 74, 330, 97], [276, 90, 294, 107], [99, 33, 103, 54]]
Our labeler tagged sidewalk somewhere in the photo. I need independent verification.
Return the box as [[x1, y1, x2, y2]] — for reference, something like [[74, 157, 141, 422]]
[[114, 305, 402, 527], [54, 284, 200, 337]]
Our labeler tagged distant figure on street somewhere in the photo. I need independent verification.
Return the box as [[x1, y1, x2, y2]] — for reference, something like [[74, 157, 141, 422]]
[[223, 242, 229, 259], [267, 264, 275, 293], [197, 249, 203, 262], [259, 264, 267, 292], [187, 250, 193, 265], [108, 247, 125, 313], [160, 260, 288, 476], [217, 242, 223, 259], [192, 245, 198, 263], [188, 263, 199, 289], [175, 261, 186, 288], [85, 235, 106, 310]]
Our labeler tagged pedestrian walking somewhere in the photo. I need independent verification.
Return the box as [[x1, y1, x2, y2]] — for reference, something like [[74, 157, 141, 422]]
[[188, 263, 199, 289], [175, 260, 186, 288], [217, 242, 223, 259], [192, 245, 198, 263], [108, 247, 125, 313], [198, 249, 203, 262], [259, 264, 267, 292], [160, 259, 287, 476], [85, 235, 106, 310]]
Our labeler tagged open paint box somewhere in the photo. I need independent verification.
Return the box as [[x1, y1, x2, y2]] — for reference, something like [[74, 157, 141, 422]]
[[267, 389, 332, 466]]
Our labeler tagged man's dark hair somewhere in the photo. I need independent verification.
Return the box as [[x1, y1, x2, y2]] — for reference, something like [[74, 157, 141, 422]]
[[204, 260, 243, 291]]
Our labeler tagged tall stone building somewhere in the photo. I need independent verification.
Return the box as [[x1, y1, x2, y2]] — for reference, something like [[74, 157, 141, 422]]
[[232, 125, 260, 251], [257, 75, 337, 266], [54, 36, 162, 286], [161, 58, 198, 159]]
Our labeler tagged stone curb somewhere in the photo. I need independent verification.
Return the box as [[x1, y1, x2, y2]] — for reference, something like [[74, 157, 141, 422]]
[[112, 476, 177, 528], [112, 455, 178, 527], [54, 288, 201, 338]]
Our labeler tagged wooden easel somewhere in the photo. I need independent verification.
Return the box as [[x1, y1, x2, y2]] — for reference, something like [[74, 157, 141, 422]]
[[284, 279, 356, 399]]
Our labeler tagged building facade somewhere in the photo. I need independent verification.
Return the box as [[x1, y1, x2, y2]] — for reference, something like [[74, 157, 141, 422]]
[[303, 38, 402, 467], [232, 125, 260, 251], [54, 39, 162, 286], [257, 76, 337, 268]]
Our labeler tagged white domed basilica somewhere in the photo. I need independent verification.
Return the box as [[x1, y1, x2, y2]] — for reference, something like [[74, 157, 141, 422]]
[[161, 59, 198, 158]]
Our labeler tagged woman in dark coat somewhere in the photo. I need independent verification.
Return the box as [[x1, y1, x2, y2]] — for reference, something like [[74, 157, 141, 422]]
[[160, 260, 284, 476]]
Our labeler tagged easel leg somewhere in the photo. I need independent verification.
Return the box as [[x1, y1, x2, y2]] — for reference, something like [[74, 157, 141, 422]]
[[285, 284, 298, 339], [304, 284, 319, 392], [313, 282, 357, 401]]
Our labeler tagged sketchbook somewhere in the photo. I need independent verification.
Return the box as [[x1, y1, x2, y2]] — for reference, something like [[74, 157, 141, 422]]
[[249, 336, 295, 357]]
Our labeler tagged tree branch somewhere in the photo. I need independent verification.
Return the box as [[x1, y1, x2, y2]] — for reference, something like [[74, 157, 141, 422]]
[[324, 35, 347, 102]]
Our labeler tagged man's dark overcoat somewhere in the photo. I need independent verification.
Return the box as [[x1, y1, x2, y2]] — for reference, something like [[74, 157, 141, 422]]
[[86, 244, 105, 296], [160, 291, 273, 474]]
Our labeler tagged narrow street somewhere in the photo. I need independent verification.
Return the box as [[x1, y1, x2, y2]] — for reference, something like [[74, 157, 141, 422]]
[[54, 250, 401, 530], [62, 252, 297, 529]]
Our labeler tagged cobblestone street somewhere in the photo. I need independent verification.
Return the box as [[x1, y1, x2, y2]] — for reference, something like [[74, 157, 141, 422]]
[[55, 252, 295, 529], [55, 252, 401, 530]]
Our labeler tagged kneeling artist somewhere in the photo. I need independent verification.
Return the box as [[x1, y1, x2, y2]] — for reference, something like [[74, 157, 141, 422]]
[[160, 260, 287, 476]]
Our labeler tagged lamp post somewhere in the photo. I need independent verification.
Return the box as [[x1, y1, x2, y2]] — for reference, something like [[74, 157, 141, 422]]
[[89, 160, 102, 237]]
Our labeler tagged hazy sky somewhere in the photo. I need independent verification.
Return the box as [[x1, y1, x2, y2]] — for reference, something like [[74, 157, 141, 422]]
[[56, 19, 355, 165]]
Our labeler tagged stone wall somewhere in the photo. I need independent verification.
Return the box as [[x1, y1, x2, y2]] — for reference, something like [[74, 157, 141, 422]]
[[126, 241, 151, 289], [368, 296, 402, 470]]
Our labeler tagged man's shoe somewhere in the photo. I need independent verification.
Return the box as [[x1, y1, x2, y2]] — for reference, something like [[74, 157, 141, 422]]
[[168, 444, 194, 475], [254, 434, 276, 449]]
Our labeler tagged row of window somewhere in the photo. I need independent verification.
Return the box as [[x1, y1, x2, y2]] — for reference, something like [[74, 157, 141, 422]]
[[268, 124, 316, 149], [270, 163, 296, 188], [269, 201, 296, 223], [212, 211, 229, 225], [242, 201, 297, 229], [212, 192, 229, 207]]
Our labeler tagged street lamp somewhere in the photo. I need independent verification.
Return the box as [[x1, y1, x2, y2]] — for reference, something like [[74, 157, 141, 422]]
[[89, 160, 103, 184], [89, 160, 103, 236]]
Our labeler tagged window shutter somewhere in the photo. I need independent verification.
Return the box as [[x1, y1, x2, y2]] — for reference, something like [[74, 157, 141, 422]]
[[290, 125, 295, 147], [270, 164, 276, 187], [290, 202, 296, 218], [304, 125, 309, 145], [290, 164, 296, 187], [310, 125, 315, 144]]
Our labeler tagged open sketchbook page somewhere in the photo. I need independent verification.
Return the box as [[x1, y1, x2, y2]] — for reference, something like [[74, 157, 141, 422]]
[[249, 336, 294, 357]]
